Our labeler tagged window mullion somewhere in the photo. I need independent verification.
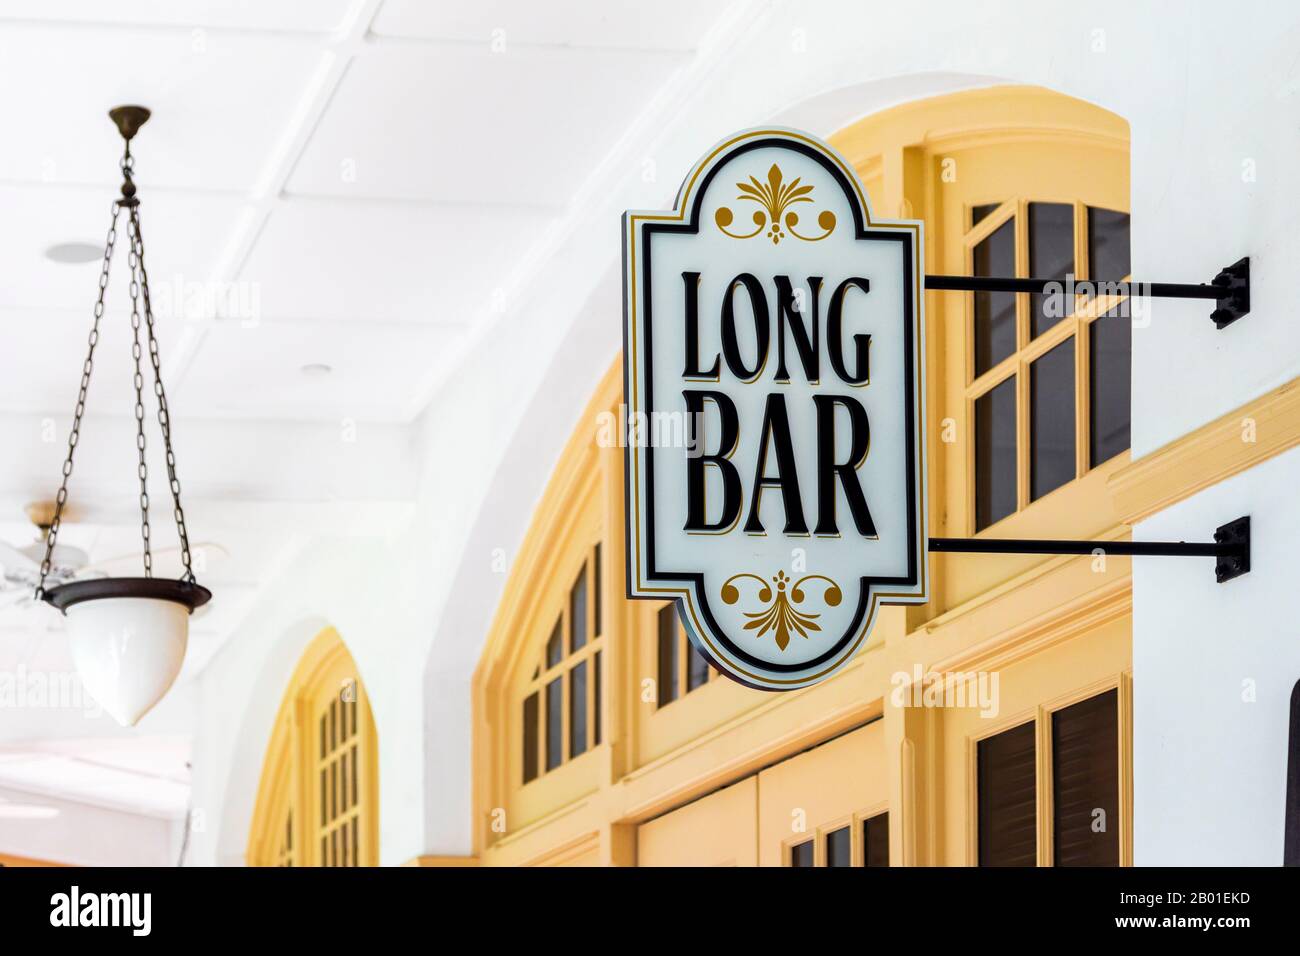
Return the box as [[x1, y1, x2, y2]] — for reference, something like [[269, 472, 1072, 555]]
[[1036, 707, 1053, 867], [1016, 356, 1030, 511], [1074, 200, 1090, 478], [587, 561, 596, 750], [1014, 200, 1030, 510], [561, 603, 571, 763]]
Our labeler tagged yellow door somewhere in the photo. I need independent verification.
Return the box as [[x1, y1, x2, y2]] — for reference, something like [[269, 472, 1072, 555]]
[[635, 722, 889, 866], [757, 722, 889, 866], [637, 778, 758, 866]]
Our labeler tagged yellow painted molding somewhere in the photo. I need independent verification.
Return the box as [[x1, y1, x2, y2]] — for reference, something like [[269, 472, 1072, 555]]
[[925, 575, 1131, 676], [403, 856, 479, 867], [1108, 375, 1300, 523], [0, 852, 66, 867]]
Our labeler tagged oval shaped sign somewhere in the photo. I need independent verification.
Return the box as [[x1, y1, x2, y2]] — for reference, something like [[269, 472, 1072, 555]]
[[622, 128, 928, 691]]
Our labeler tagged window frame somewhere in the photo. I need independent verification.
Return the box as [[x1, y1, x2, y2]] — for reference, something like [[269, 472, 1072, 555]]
[[968, 677, 1131, 866], [653, 602, 720, 709], [963, 199, 1133, 533], [782, 803, 891, 867], [519, 544, 606, 785]]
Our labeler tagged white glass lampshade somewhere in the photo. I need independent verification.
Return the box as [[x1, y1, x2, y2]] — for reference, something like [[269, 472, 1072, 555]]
[[64, 595, 190, 726]]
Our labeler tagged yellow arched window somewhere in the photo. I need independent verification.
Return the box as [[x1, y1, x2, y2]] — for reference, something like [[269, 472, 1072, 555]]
[[520, 544, 605, 783], [247, 627, 379, 867], [831, 86, 1132, 615]]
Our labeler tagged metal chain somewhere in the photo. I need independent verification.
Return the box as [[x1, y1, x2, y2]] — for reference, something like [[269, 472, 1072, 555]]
[[126, 208, 153, 577], [35, 202, 121, 600], [35, 142, 200, 598], [130, 206, 196, 583]]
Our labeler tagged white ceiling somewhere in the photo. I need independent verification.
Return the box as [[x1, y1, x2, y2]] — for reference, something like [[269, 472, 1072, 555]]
[[0, 0, 737, 851]]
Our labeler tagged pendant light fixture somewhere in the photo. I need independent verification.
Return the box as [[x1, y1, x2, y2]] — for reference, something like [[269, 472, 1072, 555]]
[[36, 106, 211, 726]]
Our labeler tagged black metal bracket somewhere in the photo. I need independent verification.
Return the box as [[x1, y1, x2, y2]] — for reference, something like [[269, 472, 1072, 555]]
[[1213, 515, 1251, 582], [924, 257, 1251, 329], [1209, 257, 1250, 330], [930, 516, 1250, 584]]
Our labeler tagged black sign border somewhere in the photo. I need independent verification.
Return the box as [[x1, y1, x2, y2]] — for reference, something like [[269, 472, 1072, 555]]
[[624, 135, 921, 678]]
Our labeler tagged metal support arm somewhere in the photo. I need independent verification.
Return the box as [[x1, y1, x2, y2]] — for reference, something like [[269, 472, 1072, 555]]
[[930, 516, 1250, 584], [924, 257, 1250, 329]]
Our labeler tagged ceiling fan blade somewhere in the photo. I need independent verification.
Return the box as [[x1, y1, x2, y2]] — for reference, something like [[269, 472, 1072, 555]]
[[81, 541, 228, 574], [0, 540, 39, 575]]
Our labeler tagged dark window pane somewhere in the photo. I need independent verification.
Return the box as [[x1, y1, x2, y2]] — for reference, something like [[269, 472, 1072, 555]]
[[975, 376, 1016, 530], [546, 620, 562, 669], [657, 604, 679, 707], [1090, 307, 1131, 467], [1029, 202, 1074, 337], [545, 678, 563, 771], [570, 565, 588, 653], [319, 770, 326, 826], [790, 841, 814, 867], [971, 202, 1000, 227], [350, 744, 357, 809], [593, 650, 602, 746], [1053, 689, 1120, 866], [319, 715, 326, 759], [973, 219, 1016, 376], [825, 827, 851, 867], [1088, 207, 1131, 283], [1031, 337, 1076, 501], [351, 817, 358, 867], [978, 722, 1038, 866], [569, 661, 588, 758], [522, 692, 539, 783], [863, 813, 890, 867], [593, 544, 603, 637], [687, 638, 710, 692]]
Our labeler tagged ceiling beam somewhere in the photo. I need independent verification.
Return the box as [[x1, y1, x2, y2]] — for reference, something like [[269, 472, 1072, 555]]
[[163, 0, 387, 385]]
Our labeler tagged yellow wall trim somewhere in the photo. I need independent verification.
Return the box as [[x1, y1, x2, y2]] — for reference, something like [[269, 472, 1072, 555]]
[[929, 575, 1131, 675], [403, 855, 479, 867], [0, 852, 66, 867], [1109, 375, 1300, 523]]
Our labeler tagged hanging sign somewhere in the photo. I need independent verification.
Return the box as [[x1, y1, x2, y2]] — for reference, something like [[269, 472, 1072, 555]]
[[622, 128, 927, 691]]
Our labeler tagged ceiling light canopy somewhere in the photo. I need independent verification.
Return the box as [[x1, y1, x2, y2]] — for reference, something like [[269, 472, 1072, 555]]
[[35, 106, 211, 726]]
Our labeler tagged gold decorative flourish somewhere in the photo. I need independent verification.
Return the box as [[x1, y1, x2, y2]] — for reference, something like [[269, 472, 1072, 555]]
[[715, 164, 836, 244], [720, 570, 843, 651]]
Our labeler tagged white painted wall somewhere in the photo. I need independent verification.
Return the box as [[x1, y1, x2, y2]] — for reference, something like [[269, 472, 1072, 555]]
[[1134, 449, 1300, 865], [186, 0, 1300, 865], [0, 784, 185, 867]]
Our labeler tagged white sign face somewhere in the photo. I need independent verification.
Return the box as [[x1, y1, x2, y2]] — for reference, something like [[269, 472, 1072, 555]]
[[622, 128, 927, 691]]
